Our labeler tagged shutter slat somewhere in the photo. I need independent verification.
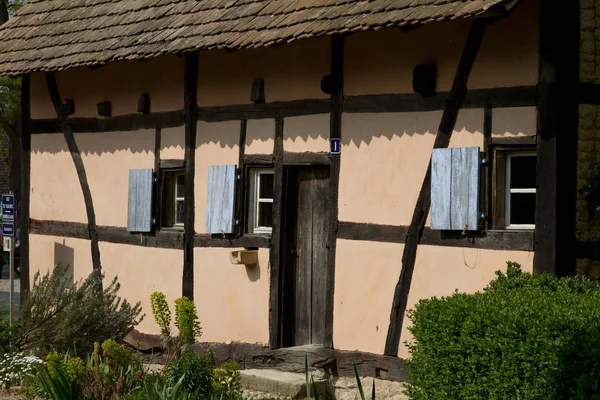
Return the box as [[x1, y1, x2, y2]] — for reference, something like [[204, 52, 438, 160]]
[[127, 169, 154, 232], [206, 165, 236, 234], [431, 148, 452, 230], [431, 147, 480, 231]]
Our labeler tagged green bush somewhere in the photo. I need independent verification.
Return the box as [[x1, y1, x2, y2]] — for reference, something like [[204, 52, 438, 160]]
[[213, 361, 243, 400], [16, 264, 144, 356], [405, 262, 600, 400], [174, 296, 202, 345], [167, 351, 213, 398]]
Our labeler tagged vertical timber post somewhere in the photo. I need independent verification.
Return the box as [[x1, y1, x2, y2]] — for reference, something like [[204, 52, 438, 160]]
[[325, 35, 344, 349], [534, 0, 578, 276], [183, 53, 199, 300], [19, 74, 30, 303]]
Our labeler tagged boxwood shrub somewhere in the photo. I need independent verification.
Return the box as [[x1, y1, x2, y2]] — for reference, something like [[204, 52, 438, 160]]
[[405, 262, 600, 400]]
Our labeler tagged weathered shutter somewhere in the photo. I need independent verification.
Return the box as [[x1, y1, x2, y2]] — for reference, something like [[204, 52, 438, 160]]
[[127, 169, 154, 232], [431, 147, 480, 231], [206, 165, 237, 234]]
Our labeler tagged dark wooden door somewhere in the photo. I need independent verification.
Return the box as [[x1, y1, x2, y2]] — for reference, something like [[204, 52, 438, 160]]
[[281, 165, 330, 346]]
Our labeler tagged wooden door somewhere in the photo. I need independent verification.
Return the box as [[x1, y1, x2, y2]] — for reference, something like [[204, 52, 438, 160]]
[[281, 165, 330, 346]]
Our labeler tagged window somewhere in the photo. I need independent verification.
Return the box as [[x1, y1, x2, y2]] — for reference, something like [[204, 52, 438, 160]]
[[161, 169, 185, 228], [505, 152, 536, 229], [248, 169, 274, 233], [492, 146, 537, 230]]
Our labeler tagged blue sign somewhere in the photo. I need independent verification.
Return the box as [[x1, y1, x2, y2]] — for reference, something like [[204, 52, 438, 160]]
[[1, 195, 14, 222], [2, 223, 14, 237], [330, 138, 341, 155]]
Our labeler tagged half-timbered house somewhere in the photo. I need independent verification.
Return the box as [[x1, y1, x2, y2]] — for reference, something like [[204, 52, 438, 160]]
[[0, 0, 582, 381]]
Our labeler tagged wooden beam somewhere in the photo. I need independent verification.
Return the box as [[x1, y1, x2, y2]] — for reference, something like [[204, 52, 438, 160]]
[[30, 110, 184, 134], [337, 222, 534, 251], [44, 73, 102, 281], [534, 0, 578, 276], [483, 106, 492, 230], [268, 117, 284, 349], [197, 99, 331, 122], [325, 35, 344, 349], [237, 119, 248, 235], [154, 127, 162, 231], [579, 83, 600, 104], [491, 136, 537, 146], [384, 19, 491, 357], [19, 74, 31, 302], [343, 86, 537, 113], [183, 53, 199, 300]]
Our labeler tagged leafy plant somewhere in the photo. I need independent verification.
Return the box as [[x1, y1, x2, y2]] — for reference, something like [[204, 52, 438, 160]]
[[150, 292, 171, 338], [405, 262, 600, 400], [167, 351, 213, 398], [17, 264, 144, 356], [174, 297, 202, 345], [212, 361, 243, 400]]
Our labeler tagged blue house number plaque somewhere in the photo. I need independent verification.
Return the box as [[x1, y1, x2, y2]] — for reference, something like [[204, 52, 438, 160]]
[[330, 138, 341, 155]]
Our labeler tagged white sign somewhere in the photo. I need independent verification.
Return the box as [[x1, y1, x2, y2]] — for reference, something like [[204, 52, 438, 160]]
[[3, 236, 11, 252]]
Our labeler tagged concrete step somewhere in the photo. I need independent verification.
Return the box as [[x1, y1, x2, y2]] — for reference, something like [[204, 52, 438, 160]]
[[240, 369, 327, 399]]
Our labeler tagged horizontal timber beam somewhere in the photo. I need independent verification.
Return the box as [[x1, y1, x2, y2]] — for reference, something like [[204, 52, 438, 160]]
[[30, 86, 538, 134], [123, 330, 408, 383], [579, 83, 600, 105], [31, 111, 184, 134], [337, 221, 534, 251], [29, 219, 269, 249], [343, 85, 537, 113], [244, 152, 331, 165]]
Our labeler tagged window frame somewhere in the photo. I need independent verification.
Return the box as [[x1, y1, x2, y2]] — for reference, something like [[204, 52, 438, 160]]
[[173, 173, 185, 227], [159, 166, 185, 230], [504, 151, 536, 230], [247, 168, 274, 234], [491, 144, 537, 230]]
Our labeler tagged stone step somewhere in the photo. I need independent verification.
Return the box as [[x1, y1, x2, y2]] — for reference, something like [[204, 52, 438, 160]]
[[240, 369, 327, 399]]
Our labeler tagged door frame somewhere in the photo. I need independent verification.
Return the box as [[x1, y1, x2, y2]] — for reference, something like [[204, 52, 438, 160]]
[[268, 154, 335, 349]]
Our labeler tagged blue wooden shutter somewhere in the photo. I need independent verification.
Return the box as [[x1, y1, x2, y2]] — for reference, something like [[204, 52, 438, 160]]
[[127, 169, 154, 232], [206, 165, 237, 234], [431, 147, 480, 231]]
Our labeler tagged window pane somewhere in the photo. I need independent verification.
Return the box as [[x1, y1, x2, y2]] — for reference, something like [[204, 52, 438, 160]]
[[259, 173, 274, 199], [510, 155, 536, 189], [258, 202, 273, 228], [176, 175, 185, 198], [510, 193, 536, 225], [175, 200, 185, 224]]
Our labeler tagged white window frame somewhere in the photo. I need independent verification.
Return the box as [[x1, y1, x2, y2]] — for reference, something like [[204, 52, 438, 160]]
[[174, 173, 185, 227], [505, 151, 536, 230], [249, 168, 274, 234]]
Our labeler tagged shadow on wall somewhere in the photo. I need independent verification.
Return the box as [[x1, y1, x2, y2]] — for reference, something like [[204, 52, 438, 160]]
[[54, 240, 74, 287], [245, 257, 261, 282]]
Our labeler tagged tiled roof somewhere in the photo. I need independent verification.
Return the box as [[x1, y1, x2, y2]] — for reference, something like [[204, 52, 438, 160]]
[[0, 0, 516, 76]]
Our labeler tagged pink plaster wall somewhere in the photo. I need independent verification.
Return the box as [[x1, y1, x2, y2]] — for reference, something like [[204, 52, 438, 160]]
[[195, 121, 240, 233], [194, 248, 270, 344], [197, 37, 330, 106], [31, 134, 87, 223], [283, 114, 330, 153], [339, 109, 484, 226], [245, 119, 275, 155], [76, 130, 155, 227], [492, 107, 537, 137], [333, 239, 534, 357], [344, 0, 539, 96], [30, 56, 184, 119]]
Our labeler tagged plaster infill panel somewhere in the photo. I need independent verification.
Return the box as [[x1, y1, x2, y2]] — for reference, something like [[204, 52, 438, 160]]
[[100, 242, 183, 335], [194, 247, 270, 345], [31, 134, 87, 223], [245, 119, 275, 155], [29, 234, 93, 286], [333, 239, 404, 355], [161, 127, 185, 160], [30, 56, 184, 119], [195, 121, 239, 233], [397, 244, 534, 358], [344, 0, 538, 96], [198, 37, 330, 107], [75, 130, 155, 227], [491, 107, 537, 137], [283, 114, 330, 153]]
